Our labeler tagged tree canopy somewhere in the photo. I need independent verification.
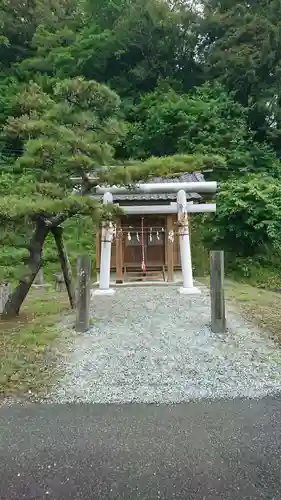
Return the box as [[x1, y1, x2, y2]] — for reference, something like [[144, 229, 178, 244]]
[[201, 0, 281, 153], [122, 83, 281, 179]]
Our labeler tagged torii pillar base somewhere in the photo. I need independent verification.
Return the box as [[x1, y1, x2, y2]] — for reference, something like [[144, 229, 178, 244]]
[[179, 286, 201, 295], [92, 288, 116, 297]]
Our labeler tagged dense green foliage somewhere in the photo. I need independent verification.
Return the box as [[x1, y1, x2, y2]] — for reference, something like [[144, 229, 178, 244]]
[[1, 0, 281, 288], [123, 84, 280, 178], [201, 0, 281, 153]]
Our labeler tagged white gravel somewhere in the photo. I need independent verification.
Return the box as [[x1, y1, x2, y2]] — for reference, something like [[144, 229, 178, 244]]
[[49, 286, 281, 403]]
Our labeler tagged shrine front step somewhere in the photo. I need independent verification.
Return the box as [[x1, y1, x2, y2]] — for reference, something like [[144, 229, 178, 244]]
[[124, 267, 166, 282]]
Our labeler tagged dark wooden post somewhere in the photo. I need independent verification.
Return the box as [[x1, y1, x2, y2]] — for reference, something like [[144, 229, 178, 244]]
[[52, 226, 76, 309], [76, 255, 91, 332], [166, 214, 174, 282], [210, 251, 226, 333]]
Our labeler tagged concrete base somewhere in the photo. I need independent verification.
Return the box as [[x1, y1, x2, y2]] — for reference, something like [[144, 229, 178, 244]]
[[179, 286, 201, 295], [92, 288, 116, 297]]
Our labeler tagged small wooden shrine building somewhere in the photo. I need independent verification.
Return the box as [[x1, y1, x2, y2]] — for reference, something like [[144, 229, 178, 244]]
[[95, 172, 209, 283]]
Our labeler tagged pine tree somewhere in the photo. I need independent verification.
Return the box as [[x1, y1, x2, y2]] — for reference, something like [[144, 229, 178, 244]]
[[0, 76, 221, 317]]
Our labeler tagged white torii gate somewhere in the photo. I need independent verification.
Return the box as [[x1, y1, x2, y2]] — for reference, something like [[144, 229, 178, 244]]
[[177, 190, 200, 294], [93, 181, 217, 295], [93, 192, 116, 296]]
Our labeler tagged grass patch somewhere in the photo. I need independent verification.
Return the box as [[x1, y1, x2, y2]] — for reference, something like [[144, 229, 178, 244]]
[[200, 277, 281, 341], [0, 286, 71, 400]]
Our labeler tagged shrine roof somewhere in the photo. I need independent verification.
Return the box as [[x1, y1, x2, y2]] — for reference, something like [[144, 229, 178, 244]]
[[94, 172, 205, 202]]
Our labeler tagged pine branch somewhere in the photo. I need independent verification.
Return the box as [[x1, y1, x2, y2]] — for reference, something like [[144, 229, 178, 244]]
[[71, 154, 226, 186]]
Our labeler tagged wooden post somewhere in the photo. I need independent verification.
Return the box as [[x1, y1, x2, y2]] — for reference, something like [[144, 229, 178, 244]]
[[52, 226, 76, 309], [210, 251, 226, 333], [76, 255, 91, 333], [116, 221, 123, 283], [166, 215, 174, 282]]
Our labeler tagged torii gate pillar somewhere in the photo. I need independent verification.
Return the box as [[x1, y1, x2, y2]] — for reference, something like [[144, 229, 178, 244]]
[[177, 190, 201, 295], [93, 192, 115, 296]]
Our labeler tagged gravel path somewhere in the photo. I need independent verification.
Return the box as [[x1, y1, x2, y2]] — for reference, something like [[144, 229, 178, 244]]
[[49, 286, 281, 403]]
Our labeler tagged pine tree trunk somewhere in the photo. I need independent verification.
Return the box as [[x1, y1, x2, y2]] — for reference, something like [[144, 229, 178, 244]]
[[1, 222, 49, 319], [52, 226, 76, 309]]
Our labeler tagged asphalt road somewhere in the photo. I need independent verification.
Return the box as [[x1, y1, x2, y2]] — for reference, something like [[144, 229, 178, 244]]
[[0, 399, 281, 499]]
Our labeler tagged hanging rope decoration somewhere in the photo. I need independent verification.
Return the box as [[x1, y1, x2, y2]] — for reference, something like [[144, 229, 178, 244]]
[[116, 227, 123, 240], [141, 217, 146, 273], [168, 230, 174, 243], [177, 204, 188, 225], [102, 220, 116, 242], [177, 203, 189, 239]]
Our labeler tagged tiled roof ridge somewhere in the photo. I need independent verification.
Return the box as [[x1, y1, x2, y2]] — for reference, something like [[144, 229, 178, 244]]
[[103, 172, 205, 202]]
